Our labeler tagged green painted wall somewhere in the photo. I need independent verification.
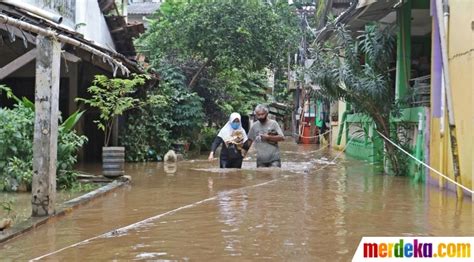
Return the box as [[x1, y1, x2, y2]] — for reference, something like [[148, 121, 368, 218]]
[[345, 107, 427, 180]]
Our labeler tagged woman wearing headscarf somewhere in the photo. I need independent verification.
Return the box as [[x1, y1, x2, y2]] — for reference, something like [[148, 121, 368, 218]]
[[208, 112, 248, 168]]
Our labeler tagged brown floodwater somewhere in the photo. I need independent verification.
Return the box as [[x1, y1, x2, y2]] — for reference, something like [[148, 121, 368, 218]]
[[0, 142, 472, 261]]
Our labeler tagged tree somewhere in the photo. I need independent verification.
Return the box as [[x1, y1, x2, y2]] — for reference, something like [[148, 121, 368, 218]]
[[139, 1, 296, 84], [194, 68, 268, 124], [136, 0, 298, 123], [76, 74, 147, 147], [309, 23, 406, 175], [120, 63, 205, 161]]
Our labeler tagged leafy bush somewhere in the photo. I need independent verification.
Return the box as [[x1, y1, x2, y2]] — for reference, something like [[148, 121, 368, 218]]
[[121, 64, 204, 161], [0, 89, 87, 191], [5, 157, 32, 191], [0, 104, 34, 173], [121, 107, 172, 162], [57, 129, 88, 171], [76, 74, 146, 147], [197, 126, 218, 152], [193, 68, 267, 123]]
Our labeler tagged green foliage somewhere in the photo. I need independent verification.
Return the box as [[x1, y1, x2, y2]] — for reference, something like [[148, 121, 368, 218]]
[[310, 23, 406, 175], [271, 68, 293, 103], [159, 64, 205, 137], [61, 110, 85, 132], [0, 104, 34, 173], [0, 92, 88, 191], [136, 1, 298, 124], [57, 171, 82, 191], [213, 69, 268, 116], [0, 85, 35, 110], [0, 102, 34, 191], [64, 181, 99, 193], [121, 64, 204, 161], [197, 126, 219, 152], [57, 110, 88, 178], [0, 199, 13, 215], [76, 74, 147, 146], [57, 129, 88, 171], [139, 1, 297, 71], [121, 104, 173, 162], [126, 1, 301, 158], [6, 157, 32, 188], [0, 85, 21, 105]]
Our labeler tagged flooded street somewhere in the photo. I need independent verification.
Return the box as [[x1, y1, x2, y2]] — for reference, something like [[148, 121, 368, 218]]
[[1, 142, 473, 261]]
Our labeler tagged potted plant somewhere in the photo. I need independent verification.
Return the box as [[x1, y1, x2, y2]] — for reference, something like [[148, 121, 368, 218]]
[[77, 74, 146, 177]]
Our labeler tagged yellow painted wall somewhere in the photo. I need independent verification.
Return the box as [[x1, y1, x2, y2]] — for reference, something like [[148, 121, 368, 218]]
[[430, 0, 473, 195]]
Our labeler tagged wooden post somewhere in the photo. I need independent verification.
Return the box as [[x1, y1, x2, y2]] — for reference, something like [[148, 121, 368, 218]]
[[31, 35, 61, 217], [68, 62, 78, 117]]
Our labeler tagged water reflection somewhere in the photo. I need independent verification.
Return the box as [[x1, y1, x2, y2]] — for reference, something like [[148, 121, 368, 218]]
[[163, 163, 177, 175], [217, 191, 248, 256]]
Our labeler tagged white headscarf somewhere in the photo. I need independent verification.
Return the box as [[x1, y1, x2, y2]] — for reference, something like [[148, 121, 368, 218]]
[[217, 112, 248, 143]]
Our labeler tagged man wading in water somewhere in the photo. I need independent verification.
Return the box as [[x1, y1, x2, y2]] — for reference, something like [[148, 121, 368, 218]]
[[245, 104, 285, 167]]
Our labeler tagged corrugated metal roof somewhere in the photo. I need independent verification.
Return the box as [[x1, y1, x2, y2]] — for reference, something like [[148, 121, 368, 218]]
[[316, 0, 397, 42], [127, 2, 161, 15], [0, 2, 143, 74]]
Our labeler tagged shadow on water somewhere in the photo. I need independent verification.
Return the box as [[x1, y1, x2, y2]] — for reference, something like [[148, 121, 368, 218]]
[[0, 141, 472, 261]]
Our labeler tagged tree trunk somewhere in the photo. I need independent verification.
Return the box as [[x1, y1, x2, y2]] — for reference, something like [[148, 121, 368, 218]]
[[377, 125, 404, 176], [188, 58, 212, 89], [316, 0, 333, 30], [384, 141, 403, 175], [374, 116, 404, 176]]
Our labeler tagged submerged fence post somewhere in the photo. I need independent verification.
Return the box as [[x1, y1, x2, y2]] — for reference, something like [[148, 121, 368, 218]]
[[31, 35, 61, 217]]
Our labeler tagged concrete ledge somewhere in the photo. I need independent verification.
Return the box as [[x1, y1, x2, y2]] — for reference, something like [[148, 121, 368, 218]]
[[0, 176, 130, 244]]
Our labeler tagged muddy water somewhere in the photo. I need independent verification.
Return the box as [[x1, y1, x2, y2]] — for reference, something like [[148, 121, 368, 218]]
[[1, 142, 472, 261], [0, 191, 85, 226]]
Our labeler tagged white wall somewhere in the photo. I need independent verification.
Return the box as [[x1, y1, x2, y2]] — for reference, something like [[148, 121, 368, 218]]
[[75, 0, 115, 50], [18, 0, 115, 51], [22, 0, 76, 28]]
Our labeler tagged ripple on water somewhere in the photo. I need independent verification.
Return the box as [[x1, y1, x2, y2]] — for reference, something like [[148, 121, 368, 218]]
[[192, 161, 315, 175], [134, 252, 167, 259]]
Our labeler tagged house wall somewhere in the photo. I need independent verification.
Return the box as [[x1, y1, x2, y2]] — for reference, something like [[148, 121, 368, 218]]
[[19, 0, 115, 50], [74, 0, 115, 50], [23, 0, 76, 27], [429, 0, 473, 195]]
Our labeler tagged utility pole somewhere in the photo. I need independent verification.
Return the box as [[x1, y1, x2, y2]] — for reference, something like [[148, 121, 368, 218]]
[[293, 3, 314, 143]]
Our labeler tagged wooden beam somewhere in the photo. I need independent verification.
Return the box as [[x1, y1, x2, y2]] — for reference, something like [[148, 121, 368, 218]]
[[31, 35, 61, 217], [110, 27, 125, 33], [68, 62, 78, 116], [0, 48, 36, 80]]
